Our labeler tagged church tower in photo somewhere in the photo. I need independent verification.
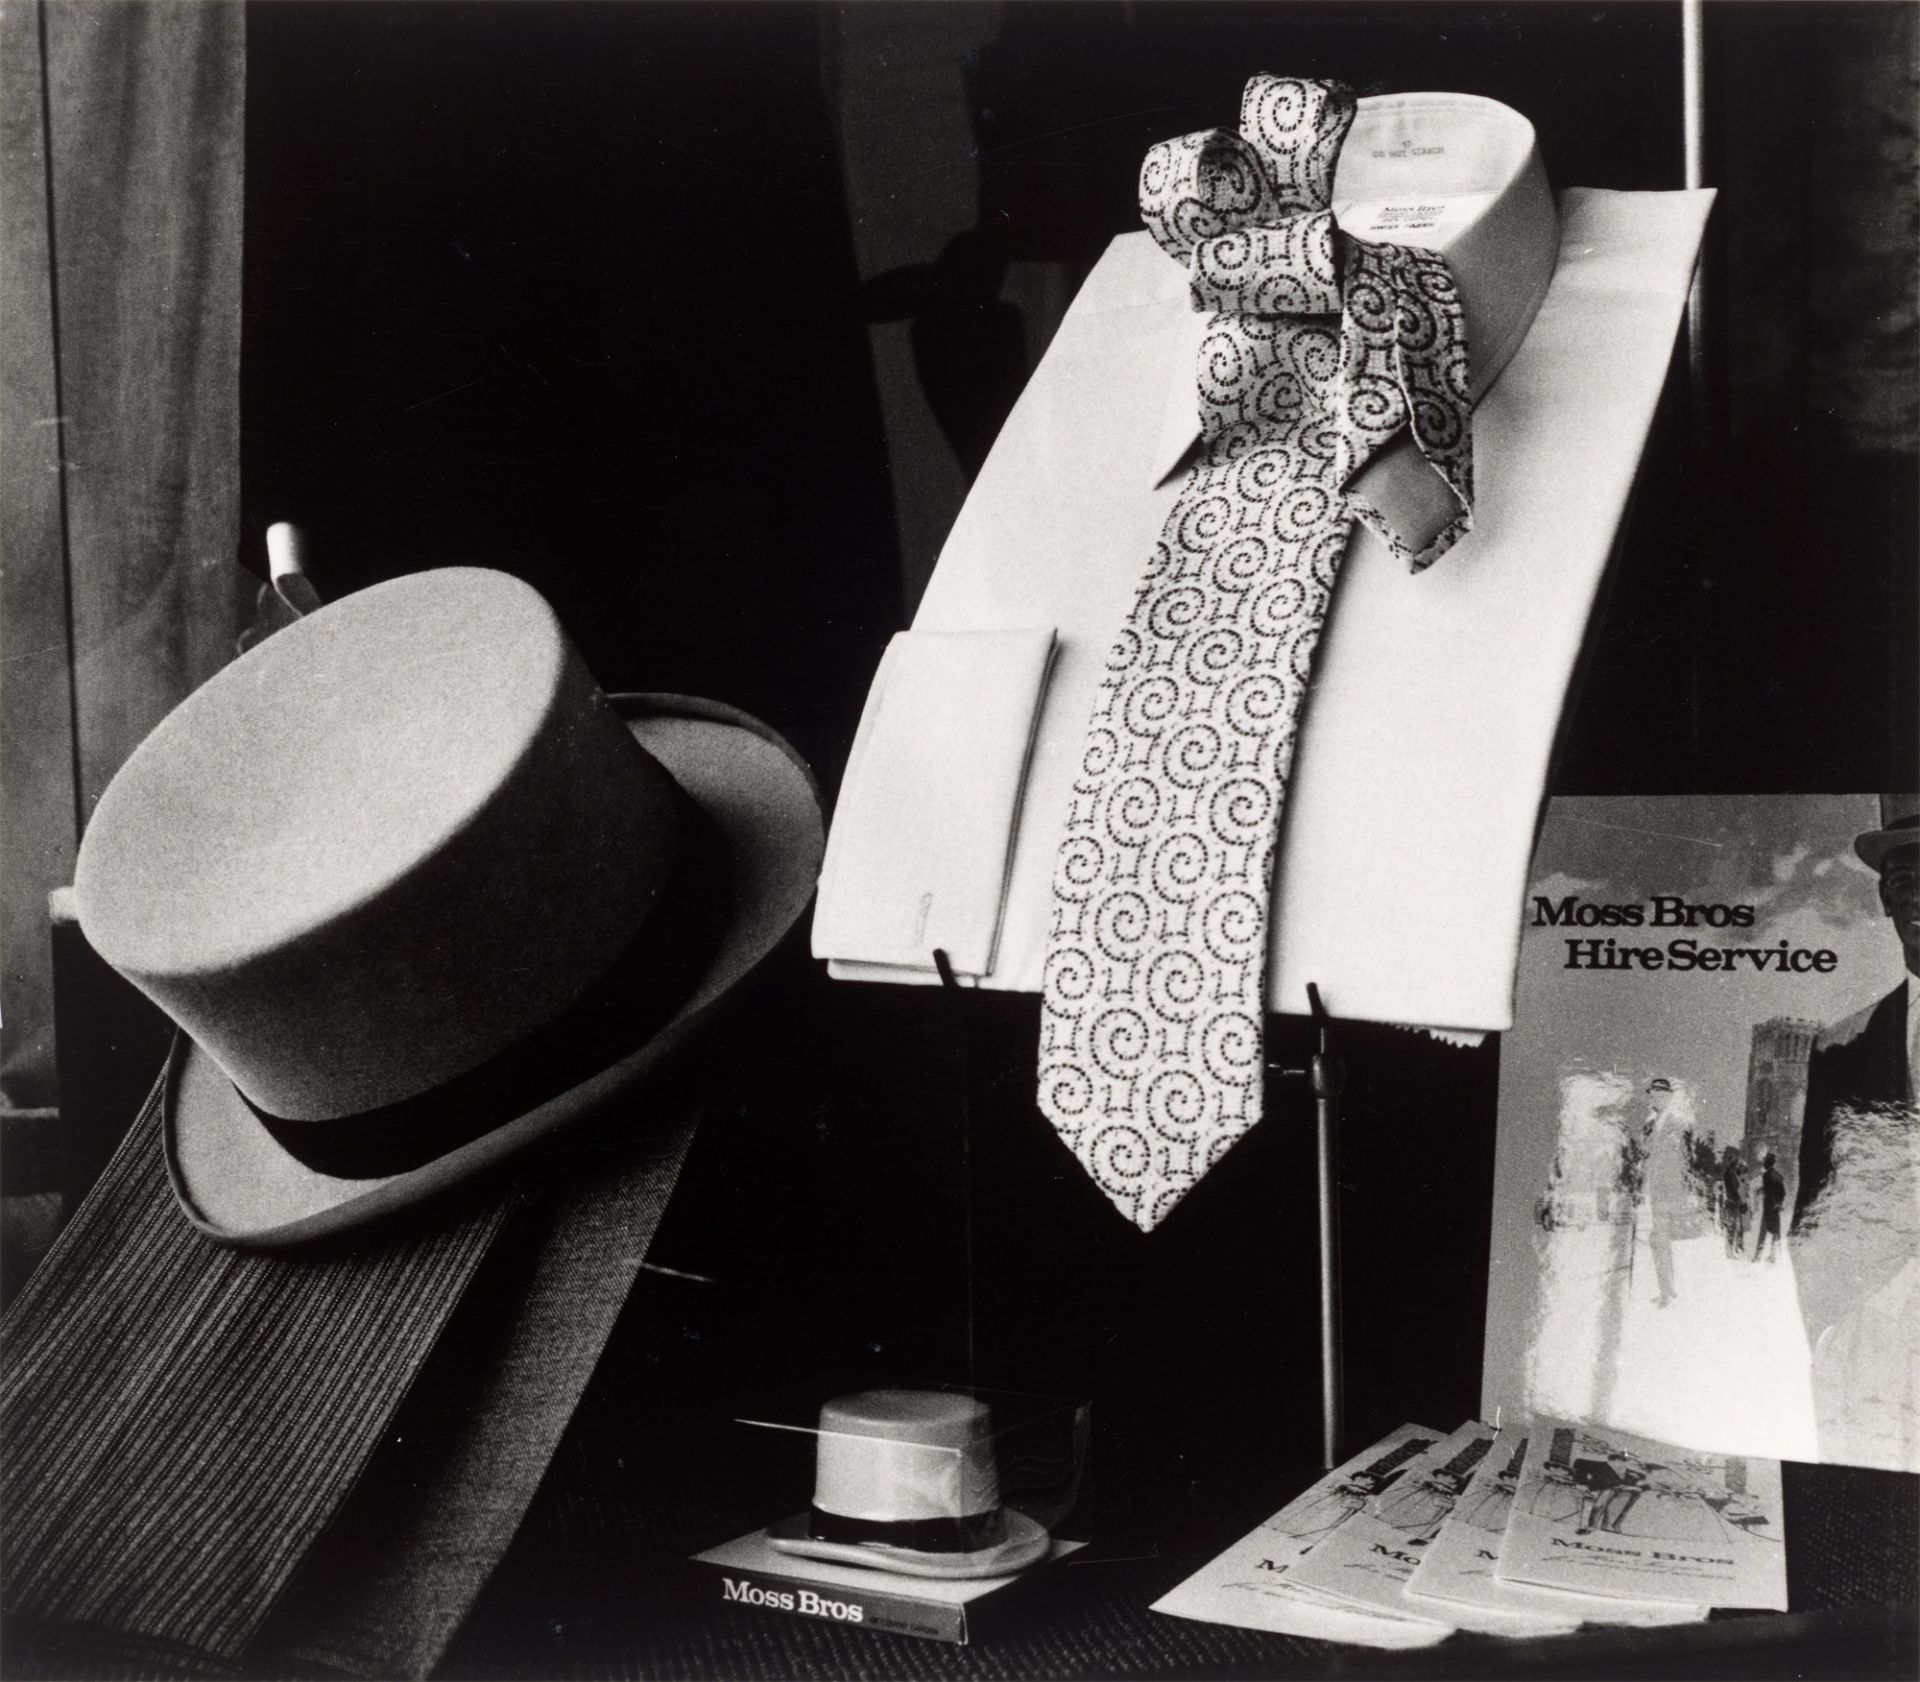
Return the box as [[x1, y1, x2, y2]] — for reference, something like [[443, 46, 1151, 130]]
[[1742, 1017, 1820, 1189]]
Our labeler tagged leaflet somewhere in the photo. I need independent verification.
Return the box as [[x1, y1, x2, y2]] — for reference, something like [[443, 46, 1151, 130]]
[[1405, 1425, 1706, 1632], [1496, 1418, 1788, 1609], [1151, 1424, 1453, 1650], [1283, 1423, 1493, 1622]]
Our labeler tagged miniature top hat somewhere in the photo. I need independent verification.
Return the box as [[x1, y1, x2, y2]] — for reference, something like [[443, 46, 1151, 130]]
[[1854, 794, 1920, 873], [766, 1388, 1050, 1580], [811, 1389, 1002, 1548], [73, 567, 823, 1247]]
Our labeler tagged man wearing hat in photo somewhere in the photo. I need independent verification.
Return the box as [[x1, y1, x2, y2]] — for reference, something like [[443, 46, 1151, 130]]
[[1637, 1078, 1692, 1307], [1789, 795, 1920, 1469], [0, 569, 825, 1674]]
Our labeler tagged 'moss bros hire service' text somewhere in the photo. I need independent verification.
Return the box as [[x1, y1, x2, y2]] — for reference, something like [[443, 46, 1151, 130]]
[[1532, 897, 1840, 975]]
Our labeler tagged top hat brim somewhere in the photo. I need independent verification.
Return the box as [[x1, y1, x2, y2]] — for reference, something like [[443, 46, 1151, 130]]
[[765, 1509, 1052, 1581], [163, 693, 823, 1249], [1855, 822, 1920, 874]]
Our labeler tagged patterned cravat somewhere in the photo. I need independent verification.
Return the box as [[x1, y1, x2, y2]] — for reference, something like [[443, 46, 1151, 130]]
[[1038, 76, 1472, 1231]]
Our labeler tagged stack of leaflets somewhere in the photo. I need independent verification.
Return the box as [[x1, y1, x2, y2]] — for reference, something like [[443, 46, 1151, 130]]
[[1153, 1417, 1787, 1648]]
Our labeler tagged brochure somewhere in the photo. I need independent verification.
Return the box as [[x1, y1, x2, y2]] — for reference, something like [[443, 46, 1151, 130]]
[[1481, 796, 1918, 1472]]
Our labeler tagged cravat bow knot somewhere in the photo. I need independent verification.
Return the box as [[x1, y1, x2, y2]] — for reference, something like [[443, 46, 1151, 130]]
[[1139, 76, 1473, 560], [1139, 75, 1355, 319]]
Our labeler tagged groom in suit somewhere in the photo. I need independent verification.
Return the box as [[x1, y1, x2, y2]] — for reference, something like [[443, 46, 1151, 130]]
[[1790, 796, 1918, 1466]]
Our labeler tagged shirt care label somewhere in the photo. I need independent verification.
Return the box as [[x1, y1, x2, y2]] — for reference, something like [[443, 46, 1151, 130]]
[[1336, 191, 1495, 244]]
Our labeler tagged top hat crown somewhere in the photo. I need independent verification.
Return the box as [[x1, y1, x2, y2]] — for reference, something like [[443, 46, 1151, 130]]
[[811, 1389, 1001, 1532], [77, 568, 678, 1123]]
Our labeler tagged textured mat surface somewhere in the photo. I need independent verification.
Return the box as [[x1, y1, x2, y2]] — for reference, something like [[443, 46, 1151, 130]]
[[423, 1462, 1919, 1681], [5, 1461, 1914, 1679]]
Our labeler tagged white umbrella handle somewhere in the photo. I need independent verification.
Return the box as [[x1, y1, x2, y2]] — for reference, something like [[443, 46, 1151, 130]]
[[265, 521, 324, 618]]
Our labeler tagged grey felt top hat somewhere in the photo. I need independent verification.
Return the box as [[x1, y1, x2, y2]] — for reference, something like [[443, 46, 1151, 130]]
[[73, 567, 824, 1248]]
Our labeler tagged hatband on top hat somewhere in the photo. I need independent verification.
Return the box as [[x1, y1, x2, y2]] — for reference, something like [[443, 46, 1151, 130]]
[[1855, 794, 1920, 873], [74, 568, 824, 1247]]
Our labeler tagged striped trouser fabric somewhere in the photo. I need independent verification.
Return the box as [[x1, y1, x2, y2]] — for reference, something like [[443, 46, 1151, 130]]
[[0, 1078, 511, 1662]]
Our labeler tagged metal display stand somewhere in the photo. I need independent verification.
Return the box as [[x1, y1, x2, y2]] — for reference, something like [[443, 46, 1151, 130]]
[[939, 949, 1353, 1472], [1269, 984, 1347, 1471]]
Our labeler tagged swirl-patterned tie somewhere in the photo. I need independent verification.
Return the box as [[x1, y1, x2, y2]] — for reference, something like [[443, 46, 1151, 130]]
[[1037, 76, 1473, 1232]]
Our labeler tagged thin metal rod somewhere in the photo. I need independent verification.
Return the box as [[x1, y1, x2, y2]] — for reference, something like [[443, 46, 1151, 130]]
[[1680, 0, 1710, 415], [1306, 982, 1345, 1470], [932, 948, 977, 1393], [1315, 1087, 1341, 1469], [1313, 1098, 1344, 1466], [1681, 0, 1706, 189]]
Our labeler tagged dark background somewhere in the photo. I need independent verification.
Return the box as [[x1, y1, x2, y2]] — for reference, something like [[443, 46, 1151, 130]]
[[237, 0, 1917, 1548]]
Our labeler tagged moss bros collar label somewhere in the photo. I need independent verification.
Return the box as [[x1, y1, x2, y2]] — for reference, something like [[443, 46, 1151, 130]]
[[1532, 896, 1840, 974]]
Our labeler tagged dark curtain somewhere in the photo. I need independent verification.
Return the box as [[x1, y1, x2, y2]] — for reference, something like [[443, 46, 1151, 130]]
[[0, 2, 245, 1132], [1717, 2, 1918, 455]]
